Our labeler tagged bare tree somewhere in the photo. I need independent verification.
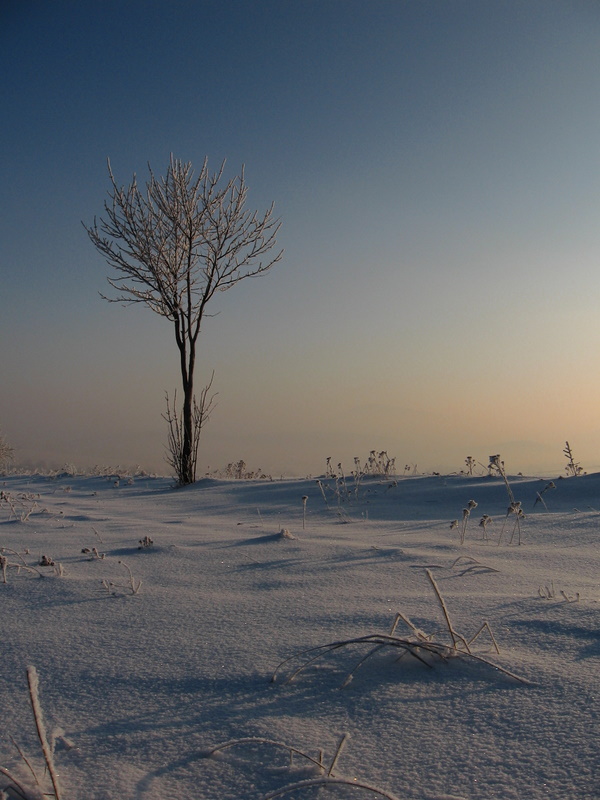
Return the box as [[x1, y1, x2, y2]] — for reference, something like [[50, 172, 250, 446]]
[[0, 429, 14, 469], [85, 156, 282, 485]]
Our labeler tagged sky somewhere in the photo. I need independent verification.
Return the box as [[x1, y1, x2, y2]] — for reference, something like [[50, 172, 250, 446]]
[[2, 0, 600, 477]]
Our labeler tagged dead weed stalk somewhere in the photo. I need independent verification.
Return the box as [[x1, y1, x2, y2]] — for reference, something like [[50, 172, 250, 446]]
[[272, 569, 530, 688]]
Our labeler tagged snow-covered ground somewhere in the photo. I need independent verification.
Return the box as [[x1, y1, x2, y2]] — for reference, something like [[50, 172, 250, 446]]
[[1, 468, 598, 800]]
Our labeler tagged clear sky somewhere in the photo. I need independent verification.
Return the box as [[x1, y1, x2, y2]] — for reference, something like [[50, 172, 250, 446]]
[[2, 0, 600, 477]]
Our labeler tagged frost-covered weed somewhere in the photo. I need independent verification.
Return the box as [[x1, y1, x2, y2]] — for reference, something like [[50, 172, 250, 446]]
[[538, 582, 580, 602], [464, 455, 476, 475], [479, 514, 492, 539], [272, 569, 529, 688], [534, 481, 556, 510], [563, 441, 584, 477], [208, 460, 272, 480], [100, 560, 141, 596], [0, 430, 14, 470], [0, 668, 64, 800], [0, 492, 40, 522], [0, 549, 42, 584], [206, 732, 403, 799]]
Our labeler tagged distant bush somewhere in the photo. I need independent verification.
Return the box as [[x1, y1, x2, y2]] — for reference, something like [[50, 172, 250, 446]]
[[0, 428, 14, 470], [209, 460, 273, 480]]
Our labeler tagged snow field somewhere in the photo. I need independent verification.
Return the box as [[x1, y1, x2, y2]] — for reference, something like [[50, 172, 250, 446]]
[[1, 471, 598, 799]]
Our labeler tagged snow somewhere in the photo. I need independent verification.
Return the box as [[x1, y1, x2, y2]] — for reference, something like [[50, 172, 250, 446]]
[[1, 469, 598, 799]]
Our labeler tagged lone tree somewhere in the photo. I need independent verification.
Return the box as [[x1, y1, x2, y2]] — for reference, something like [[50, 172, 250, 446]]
[[85, 156, 282, 485]]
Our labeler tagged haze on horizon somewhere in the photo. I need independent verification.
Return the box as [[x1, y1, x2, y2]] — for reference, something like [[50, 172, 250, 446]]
[[2, 1, 600, 478]]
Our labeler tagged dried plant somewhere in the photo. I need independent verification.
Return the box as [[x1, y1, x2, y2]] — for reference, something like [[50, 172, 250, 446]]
[[451, 556, 499, 575], [488, 455, 516, 502], [458, 499, 477, 544], [563, 441, 583, 477], [26, 667, 62, 800], [205, 732, 401, 800], [316, 479, 330, 509], [364, 450, 396, 477], [0, 491, 39, 522], [81, 547, 105, 560], [163, 374, 217, 485], [487, 455, 525, 544], [278, 528, 295, 540], [101, 560, 142, 596], [324, 451, 397, 485], [118, 560, 141, 594], [317, 451, 398, 514], [478, 514, 492, 540], [1, 668, 64, 800], [560, 590, 580, 603], [0, 764, 31, 799], [272, 569, 530, 688], [534, 481, 556, 510], [91, 527, 105, 544], [538, 582, 580, 602], [498, 502, 525, 546], [0, 549, 42, 584], [538, 581, 556, 599], [0, 429, 14, 470], [212, 460, 272, 480]]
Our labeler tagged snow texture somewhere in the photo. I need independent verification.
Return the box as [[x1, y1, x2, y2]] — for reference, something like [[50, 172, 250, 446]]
[[0, 470, 598, 799]]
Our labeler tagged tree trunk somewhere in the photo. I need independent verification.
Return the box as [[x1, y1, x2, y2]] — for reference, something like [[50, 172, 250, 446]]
[[179, 336, 197, 486], [181, 379, 194, 484]]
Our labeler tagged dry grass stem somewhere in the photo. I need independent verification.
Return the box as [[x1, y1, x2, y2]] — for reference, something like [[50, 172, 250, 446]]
[[263, 776, 402, 799], [272, 569, 530, 687], [451, 556, 499, 575], [117, 560, 142, 594], [8, 735, 40, 790], [426, 569, 465, 650], [26, 666, 62, 800], [206, 732, 401, 800], [0, 549, 43, 583], [206, 736, 325, 770], [0, 766, 30, 800]]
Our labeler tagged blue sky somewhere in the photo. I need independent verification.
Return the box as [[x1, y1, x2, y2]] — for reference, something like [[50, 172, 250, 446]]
[[2, 0, 600, 476]]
